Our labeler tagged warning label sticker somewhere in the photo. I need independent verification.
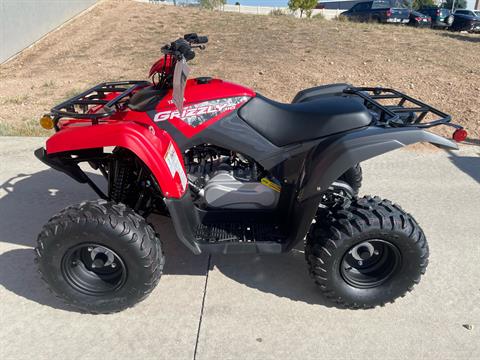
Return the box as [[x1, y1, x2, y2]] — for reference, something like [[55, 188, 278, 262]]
[[164, 142, 187, 191]]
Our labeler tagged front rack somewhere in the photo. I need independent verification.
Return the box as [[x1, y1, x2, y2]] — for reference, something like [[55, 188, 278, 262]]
[[50, 81, 150, 124], [344, 87, 460, 130]]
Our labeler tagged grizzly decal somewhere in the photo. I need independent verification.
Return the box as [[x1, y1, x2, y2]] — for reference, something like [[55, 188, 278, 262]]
[[154, 96, 250, 127]]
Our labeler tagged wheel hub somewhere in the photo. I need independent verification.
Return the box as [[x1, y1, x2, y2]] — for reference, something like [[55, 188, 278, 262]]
[[350, 242, 376, 262], [89, 246, 116, 268], [341, 239, 401, 289], [61, 243, 127, 296]]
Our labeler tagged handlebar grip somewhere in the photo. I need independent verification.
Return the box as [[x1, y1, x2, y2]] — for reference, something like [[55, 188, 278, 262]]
[[184, 33, 197, 42], [162, 35, 205, 60], [184, 33, 208, 44], [174, 39, 196, 61], [196, 36, 208, 44]]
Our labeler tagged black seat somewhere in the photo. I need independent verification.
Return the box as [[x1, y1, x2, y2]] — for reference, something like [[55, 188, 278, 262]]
[[128, 86, 167, 112], [292, 83, 351, 103], [238, 94, 372, 147]]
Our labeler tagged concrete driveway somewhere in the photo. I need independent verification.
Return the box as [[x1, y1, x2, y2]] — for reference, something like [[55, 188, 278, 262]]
[[0, 137, 478, 360]]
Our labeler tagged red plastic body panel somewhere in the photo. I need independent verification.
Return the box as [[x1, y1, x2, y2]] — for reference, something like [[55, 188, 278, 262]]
[[149, 55, 174, 78], [48, 78, 255, 199], [46, 122, 187, 199], [129, 78, 255, 138]]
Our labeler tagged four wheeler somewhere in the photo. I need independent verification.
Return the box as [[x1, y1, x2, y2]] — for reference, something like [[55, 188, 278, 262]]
[[35, 34, 467, 313]]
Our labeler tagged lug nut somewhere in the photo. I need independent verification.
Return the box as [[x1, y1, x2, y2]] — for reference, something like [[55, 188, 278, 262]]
[[87, 247, 93, 252], [358, 260, 363, 266], [111, 263, 117, 268]]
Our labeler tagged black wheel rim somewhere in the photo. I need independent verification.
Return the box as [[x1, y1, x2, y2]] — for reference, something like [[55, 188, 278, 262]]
[[340, 239, 401, 289], [61, 243, 127, 296]]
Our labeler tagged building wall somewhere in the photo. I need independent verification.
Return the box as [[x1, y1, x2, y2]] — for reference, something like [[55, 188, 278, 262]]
[[317, 1, 362, 10], [466, 0, 479, 9], [0, 0, 97, 63], [221, 4, 343, 18]]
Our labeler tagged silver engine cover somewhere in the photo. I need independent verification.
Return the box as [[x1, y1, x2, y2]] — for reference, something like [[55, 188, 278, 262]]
[[203, 172, 279, 209]]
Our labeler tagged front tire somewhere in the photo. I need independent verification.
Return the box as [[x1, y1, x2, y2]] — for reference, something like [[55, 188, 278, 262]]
[[446, 15, 454, 27], [35, 200, 164, 314], [305, 196, 428, 309]]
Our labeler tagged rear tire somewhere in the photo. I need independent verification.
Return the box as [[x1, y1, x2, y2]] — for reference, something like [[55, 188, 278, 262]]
[[305, 196, 428, 309], [35, 200, 164, 314], [339, 164, 363, 195]]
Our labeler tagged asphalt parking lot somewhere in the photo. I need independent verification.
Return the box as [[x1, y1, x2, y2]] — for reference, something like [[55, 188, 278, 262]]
[[0, 137, 478, 360]]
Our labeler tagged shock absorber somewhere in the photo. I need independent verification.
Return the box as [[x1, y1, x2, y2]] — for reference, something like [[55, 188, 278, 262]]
[[252, 163, 258, 180], [108, 159, 134, 204]]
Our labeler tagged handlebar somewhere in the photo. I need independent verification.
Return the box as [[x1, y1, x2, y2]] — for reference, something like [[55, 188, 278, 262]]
[[184, 33, 208, 44], [161, 33, 208, 61]]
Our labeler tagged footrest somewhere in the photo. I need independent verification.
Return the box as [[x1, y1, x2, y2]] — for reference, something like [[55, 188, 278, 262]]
[[198, 241, 283, 254], [194, 223, 283, 243]]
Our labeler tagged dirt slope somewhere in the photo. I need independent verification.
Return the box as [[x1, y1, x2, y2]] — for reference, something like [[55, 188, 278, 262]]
[[0, 0, 478, 138]]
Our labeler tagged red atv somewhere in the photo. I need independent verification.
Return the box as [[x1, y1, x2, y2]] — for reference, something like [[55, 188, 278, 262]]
[[35, 34, 466, 313]]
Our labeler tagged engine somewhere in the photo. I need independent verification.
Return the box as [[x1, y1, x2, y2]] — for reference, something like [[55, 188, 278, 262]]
[[184, 145, 280, 209]]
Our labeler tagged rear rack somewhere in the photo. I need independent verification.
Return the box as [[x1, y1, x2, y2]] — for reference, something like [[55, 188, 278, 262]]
[[344, 87, 461, 130], [50, 81, 150, 124]]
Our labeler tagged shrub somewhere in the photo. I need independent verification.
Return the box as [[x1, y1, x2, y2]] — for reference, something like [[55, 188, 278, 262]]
[[333, 14, 349, 22], [312, 12, 325, 20], [199, 0, 226, 9], [411, 0, 435, 10], [288, 0, 317, 18], [443, 0, 467, 10], [269, 8, 286, 16]]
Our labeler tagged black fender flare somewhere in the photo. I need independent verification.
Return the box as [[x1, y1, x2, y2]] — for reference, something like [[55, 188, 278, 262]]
[[299, 127, 457, 201], [283, 127, 457, 251]]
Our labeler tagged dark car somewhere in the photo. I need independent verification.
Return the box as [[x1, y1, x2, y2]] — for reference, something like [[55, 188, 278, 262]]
[[451, 9, 480, 32], [409, 10, 432, 27], [418, 6, 454, 28], [341, 0, 410, 24]]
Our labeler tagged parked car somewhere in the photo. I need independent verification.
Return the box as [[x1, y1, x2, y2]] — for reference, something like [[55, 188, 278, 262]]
[[418, 6, 454, 28], [341, 0, 410, 24], [408, 10, 432, 27], [451, 9, 480, 32]]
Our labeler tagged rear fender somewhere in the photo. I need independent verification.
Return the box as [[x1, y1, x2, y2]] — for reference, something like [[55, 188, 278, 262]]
[[283, 127, 457, 251], [300, 127, 458, 201], [46, 122, 187, 199]]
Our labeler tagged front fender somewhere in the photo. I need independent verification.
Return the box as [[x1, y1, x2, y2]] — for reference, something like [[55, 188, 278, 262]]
[[46, 122, 187, 199], [300, 127, 458, 201]]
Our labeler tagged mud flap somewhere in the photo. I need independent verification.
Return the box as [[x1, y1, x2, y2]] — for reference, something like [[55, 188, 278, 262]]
[[34, 147, 107, 199]]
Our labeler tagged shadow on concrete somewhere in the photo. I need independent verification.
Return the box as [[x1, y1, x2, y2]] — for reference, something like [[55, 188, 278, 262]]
[[211, 247, 340, 308], [0, 248, 73, 311], [445, 149, 480, 184], [0, 170, 102, 247], [0, 170, 207, 311], [0, 235, 207, 312], [0, 169, 337, 311]]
